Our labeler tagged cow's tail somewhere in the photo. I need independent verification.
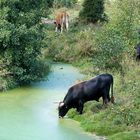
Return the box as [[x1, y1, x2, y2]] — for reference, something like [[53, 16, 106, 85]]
[[110, 76, 115, 104]]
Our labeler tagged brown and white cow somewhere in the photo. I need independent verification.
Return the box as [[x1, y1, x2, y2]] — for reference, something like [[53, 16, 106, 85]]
[[54, 11, 69, 33]]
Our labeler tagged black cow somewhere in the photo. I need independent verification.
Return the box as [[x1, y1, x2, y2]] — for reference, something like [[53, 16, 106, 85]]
[[136, 43, 140, 61], [58, 74, 114, 118]]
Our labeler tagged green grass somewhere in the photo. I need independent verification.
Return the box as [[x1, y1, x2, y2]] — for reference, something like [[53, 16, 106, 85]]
[[67, 60, 140, 139], [109, 131, 140, 140]]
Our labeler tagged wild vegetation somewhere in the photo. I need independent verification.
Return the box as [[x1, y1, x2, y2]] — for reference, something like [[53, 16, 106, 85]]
[[43, 0, 140, 139], [0, 0, 52, 90]]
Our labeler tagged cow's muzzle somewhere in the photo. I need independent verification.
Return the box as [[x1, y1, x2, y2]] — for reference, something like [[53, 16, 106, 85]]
[[59, 116, 63, 119]]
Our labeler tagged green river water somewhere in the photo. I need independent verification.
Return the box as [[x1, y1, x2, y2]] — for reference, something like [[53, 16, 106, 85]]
[[0, 63, 103, 140]]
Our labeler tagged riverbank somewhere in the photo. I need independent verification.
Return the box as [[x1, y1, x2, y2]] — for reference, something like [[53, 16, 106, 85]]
[[42, 0, 140, 139], [0, 59, 51, 92], [68, 59, 140, 140], [43, 43, 140, 140]]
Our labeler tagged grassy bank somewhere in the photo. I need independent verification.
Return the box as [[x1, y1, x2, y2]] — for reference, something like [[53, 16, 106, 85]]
[[43, 0, 140, 139], [67, 59, 140, 140]]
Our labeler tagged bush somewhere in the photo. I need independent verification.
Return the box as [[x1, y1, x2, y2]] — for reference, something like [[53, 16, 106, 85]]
[[92, 0, 140, 70], [113, 0, 140, 56], [0, 0, 51, 86]]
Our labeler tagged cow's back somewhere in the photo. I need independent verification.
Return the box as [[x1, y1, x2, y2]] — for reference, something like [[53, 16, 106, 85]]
[[83, 74, 113, 94], [99, 74, 113, 85], [55, 12, 63, 25], [55, 11, 68, 24]]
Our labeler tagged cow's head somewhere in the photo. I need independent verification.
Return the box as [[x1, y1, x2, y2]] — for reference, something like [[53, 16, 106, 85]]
[[58, 102, 69, 118], [54, 21, 57, 25], [54, 21, 61, 32]]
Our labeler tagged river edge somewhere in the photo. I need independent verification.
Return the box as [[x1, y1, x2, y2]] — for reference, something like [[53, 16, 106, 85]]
[[50, 62, 107, 140], [0, 62, 106, 140], [60, 118, 107, 140]]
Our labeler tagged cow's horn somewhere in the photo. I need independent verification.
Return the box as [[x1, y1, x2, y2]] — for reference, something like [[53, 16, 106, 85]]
[[59, 102, 64, 107]]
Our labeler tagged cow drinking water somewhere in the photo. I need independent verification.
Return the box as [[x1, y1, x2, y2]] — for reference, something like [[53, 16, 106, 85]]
[[58, 74, 114, 118], [54, 11, 69, 33]]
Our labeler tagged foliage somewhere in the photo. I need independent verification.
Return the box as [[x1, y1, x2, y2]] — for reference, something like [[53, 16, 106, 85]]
[[0, 0, 50, 88], [79, 0, 107, 23], [93, 25, 125, 70], [53, 0, 78, 8], [92, 0, 140, 70], [113, 0, 140, 55]]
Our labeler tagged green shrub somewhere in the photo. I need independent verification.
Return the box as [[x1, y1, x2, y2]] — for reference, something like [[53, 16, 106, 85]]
[[113, 0, 140, 56], [92, 0, 140, 70], [93, 25, 125, 70]]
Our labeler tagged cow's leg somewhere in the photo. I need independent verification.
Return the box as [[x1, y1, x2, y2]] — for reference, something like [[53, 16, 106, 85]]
[[107, 94, 111, 102], [107, 86, 111, 102], [102, 87, 110, 104], [102, 88, 110, 106], [136, 55, 140, 61], [65, 21, 69, 31], [77, 100, 84, 114], [136, 55, 138, 61], [55, 26, 58, 32], [61, 23, 63, 33], [102, 96, 108, 105]]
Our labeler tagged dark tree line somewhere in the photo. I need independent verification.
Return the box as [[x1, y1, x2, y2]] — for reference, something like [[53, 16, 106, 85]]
[[79, 0, 107, 23]]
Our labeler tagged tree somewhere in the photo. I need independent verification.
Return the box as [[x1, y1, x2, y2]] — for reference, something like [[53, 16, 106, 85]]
[[79, 0, 107, 23], [0, 0, 50, 86], [53, 0, 77, 8]]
